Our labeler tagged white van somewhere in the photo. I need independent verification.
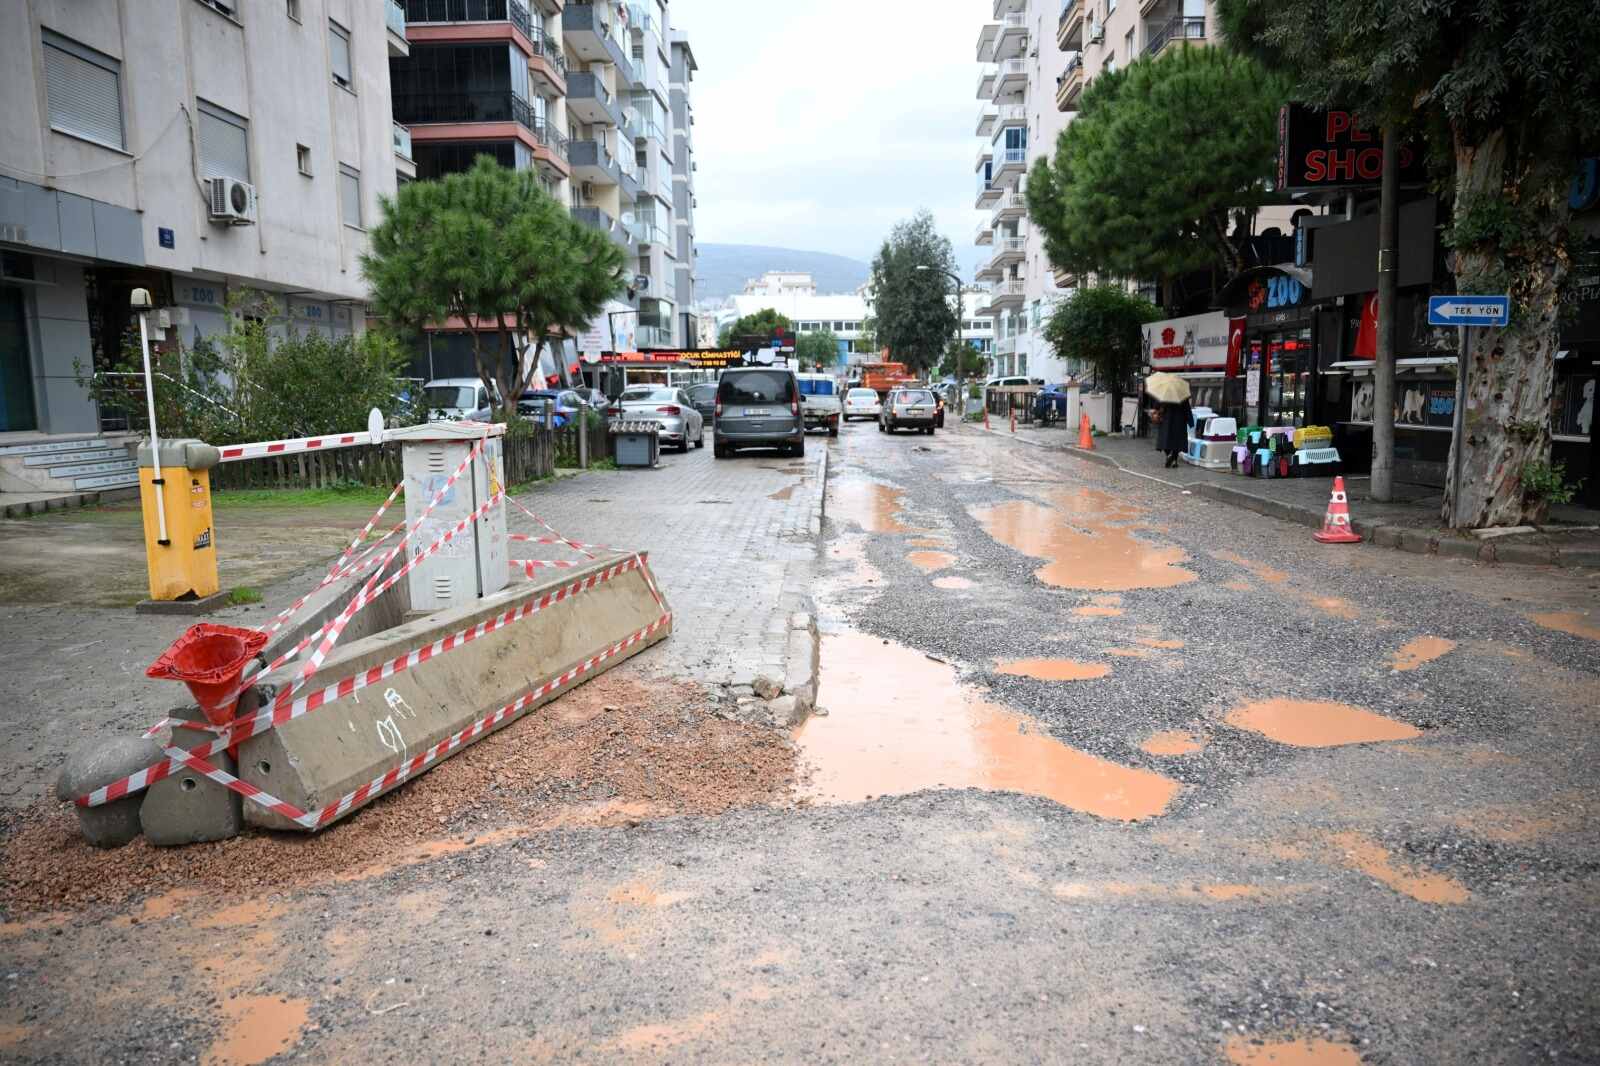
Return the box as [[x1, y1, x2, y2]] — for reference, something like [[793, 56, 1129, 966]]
[[423, 377, 499, 421]]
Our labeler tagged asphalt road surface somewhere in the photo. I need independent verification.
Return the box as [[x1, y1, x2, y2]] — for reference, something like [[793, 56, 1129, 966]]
[[3, 419, 1597, 1065]]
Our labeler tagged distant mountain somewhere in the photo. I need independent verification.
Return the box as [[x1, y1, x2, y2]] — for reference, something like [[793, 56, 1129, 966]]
[[695, 244, 870, 304]]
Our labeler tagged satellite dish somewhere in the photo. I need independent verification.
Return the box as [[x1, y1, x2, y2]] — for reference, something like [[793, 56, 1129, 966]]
[[634, 274, 651, 292]]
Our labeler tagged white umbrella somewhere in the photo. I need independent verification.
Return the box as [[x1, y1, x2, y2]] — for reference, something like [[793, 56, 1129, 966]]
[[1144, 372, 1191, 404]]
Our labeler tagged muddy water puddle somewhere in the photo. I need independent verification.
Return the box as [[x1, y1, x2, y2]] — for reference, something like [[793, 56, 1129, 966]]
[[1226, 699, 1421, 748], [798, 631, 1178, 820], [828, 480, 914, 534], [932, 575, 974, 590], [206, 996, 311, 1066], [1225, 1035, 1364, 1064], [1142, 731, 1207, 756], [1529, 610, 1600, 641], [973, 491, 1195, 592], [906, 550, 956, 573], [1327, 831, 1470, 904], [1389, 636, 1456, 672], [996, 658, 1110, 682]]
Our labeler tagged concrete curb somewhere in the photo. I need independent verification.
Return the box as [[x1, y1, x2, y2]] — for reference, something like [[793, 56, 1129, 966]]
[[2, 486, 138, 520], [973, 424, 1597, 570]]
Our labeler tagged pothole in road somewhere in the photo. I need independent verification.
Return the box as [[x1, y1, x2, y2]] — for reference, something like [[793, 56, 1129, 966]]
[[932, 575, 974, 590], [1388, 636, 1457, 672], [1528, 610, 1600, 641], [796, 630, 1179, 821], [1225, 699, 1422, 748], [906, 550, 956, 573], [827, 480, 916, 535], [996, 658, 1110, 682], [1224, 1035, 1365, 1064], [972, 491, 1196, 592]]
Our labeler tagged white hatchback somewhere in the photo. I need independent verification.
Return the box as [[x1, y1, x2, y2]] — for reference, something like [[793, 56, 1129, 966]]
[[843, 387, 883, 421]]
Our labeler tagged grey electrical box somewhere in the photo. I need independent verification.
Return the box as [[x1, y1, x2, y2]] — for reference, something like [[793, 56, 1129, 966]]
[[388, 421, 509, 611], [610, 421, 660, 468]]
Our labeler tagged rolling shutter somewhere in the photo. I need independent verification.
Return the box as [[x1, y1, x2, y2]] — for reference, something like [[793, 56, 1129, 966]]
[[42, 31, 124, 150], [197, 100, 250, 181]]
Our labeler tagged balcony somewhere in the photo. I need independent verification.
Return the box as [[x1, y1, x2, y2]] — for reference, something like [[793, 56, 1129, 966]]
[[635, 216, 670, 247], [977, 22, 999, 63], [566, 71, 624, 127], [532, 120, 570, 179], [392, 89, 535, 130], [572, 205, 638, 255], [992, 189, 1026, 223], [975, 145, 994, 174], [1147, 15, 1206, 56], [626, 3, 657, 38], [993, 0, 1024, 15], [977, 66, 997, 100], [975, 165, 1000, 208], [993, 58, 1028, 99], [386, 0, 409, 56], [994, 12, 1029, 61], [975, 222, 994, 246], [975, 263, 1002, 283], [989, 279, 1027, 309], [989, 235, 1026, 270], [570, 138, 624, 187], [1057, 0, 1083, 49], [990, 103, 1026, 142], [993, 145, 1028, 181], [1139, 0, 1163, 14], [1056, 53, 1084, 112], [528, 28, 567, 94], [392, 122, 415, 179], [976, 108, 997, 137], [564, 4, 635, 75]]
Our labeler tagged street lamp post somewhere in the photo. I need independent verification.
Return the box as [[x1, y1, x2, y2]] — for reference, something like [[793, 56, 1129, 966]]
[[917, 264, 965, 415]]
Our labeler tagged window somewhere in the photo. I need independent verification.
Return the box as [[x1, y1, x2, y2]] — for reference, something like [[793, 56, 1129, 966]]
[[42, 30, 125, 150], [287, 0, 301, 19], [329, 21, 352, 89], [296, 144, 313, 176], [1125, 28, 1135, 60], [196, 100, 250, 180], [339, 165, 362, 228], [196, 0, 237, 16], [1107, 0, 1117, 11]]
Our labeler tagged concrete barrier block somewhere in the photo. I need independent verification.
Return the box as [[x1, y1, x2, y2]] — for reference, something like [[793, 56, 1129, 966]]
[[240, 552, 671, 832], [141, 709, 244, 846], [58, 734, 165, 848]]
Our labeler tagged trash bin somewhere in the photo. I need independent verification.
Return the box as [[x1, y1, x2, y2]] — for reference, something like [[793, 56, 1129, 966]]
[[611, 420, 661, 468]]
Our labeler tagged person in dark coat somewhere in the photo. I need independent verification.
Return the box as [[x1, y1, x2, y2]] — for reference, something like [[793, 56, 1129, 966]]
[[1156, 398, 1192, 467]]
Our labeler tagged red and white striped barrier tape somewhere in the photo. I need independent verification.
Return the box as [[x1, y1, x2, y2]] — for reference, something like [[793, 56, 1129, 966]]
[[81, 555, 650, 809], [511, 559, 585, 575], [506, 495, 602, 559], [145, 612, 671, 828]]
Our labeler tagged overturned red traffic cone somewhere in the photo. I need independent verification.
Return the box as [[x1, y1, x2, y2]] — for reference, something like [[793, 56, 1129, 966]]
[[1313, 476, 1363, 544]]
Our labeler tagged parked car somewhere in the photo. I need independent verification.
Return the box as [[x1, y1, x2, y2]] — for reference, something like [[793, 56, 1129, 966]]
[[879, 387, 939, 435], [1033, 383, 1073, 423], [714, 368, 804, 458], [607, 385, 705, 451], [686, 382, 719, 426], [423, 377, 498, 421], [795, 373, 842, 437], [517, 388, 587, 427], [985, 375, 1046, 390], [843, 387, 883, 421]]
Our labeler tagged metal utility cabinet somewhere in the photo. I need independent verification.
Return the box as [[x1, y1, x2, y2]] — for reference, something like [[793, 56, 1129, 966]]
[[611, 420, 661, 468], [388, 422, 508, 611]]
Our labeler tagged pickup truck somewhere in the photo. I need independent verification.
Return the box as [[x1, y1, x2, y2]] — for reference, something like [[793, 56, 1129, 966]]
[[796, 373, 842, 437]]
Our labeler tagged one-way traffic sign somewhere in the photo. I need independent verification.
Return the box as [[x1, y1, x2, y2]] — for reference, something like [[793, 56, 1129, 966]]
[[1428, 294, 1510, 327]]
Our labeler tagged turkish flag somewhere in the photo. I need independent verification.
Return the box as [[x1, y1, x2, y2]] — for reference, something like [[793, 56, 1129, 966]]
[[1353, 293, 1379, 359], [1226, 318, 1246, 377]]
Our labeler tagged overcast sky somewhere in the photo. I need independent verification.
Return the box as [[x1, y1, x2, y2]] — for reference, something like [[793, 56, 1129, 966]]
[[673, 0, 987, 265]]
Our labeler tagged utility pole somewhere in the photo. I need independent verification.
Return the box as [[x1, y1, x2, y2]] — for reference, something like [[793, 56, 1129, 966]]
[[1372, 125, 1400, 502], [918, 264, 965, 411]]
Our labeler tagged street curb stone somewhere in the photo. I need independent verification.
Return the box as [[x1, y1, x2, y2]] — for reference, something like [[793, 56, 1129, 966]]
[[976, 423, 1591, 570]]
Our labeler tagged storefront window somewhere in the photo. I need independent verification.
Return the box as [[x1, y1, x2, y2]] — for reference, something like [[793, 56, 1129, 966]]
[[1552, 371, 1596, 440], [1264, 327, 1312, 427]]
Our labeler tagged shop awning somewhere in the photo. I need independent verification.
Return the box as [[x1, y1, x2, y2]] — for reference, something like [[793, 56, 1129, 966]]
[[1328, 356, 1458, 374]]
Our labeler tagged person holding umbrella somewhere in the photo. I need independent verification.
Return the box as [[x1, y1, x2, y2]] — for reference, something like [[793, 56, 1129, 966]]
[[1146, 372, 1192, 468]]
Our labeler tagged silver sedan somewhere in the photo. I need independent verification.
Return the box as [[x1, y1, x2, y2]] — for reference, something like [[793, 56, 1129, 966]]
[[607, 385, 706, 452]]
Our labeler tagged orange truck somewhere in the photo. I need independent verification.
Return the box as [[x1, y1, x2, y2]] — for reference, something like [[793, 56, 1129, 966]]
[[861, 361, 913, 398]]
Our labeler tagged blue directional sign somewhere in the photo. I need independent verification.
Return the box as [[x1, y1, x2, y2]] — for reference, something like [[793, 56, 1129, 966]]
[[1427, 294, 1510, 327]]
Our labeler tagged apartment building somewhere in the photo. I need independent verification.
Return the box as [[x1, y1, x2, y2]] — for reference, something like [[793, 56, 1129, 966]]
[[0, 0, 406, 443], [667, 29, 698, 341], [391, 0, 694, 353]]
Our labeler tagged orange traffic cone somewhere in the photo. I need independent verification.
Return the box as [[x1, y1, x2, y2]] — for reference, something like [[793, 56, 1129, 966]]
[[1078, 412, 1094, 450], [1313, 476, 1363, 544]]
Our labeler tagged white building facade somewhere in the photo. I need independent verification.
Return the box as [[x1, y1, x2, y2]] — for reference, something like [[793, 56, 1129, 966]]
[[1, 0, 405, 435], [720, 272, 994, 370]]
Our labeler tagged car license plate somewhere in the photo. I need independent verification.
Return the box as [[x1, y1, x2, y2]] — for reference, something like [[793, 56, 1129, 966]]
[[744, 409, 764, 416]]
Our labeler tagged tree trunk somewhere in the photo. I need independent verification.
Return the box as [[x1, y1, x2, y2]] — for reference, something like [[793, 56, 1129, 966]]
[[1442, 127, 1569, 528], [1371, 125, 1400, 502]]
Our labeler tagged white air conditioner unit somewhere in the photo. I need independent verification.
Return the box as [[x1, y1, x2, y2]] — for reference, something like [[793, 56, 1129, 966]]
[[207, 177, 256, 225], [1088, 21, 1105, 42]]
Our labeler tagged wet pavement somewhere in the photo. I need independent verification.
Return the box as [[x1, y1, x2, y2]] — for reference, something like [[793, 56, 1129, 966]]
[[3, 418, 1599, 1064]]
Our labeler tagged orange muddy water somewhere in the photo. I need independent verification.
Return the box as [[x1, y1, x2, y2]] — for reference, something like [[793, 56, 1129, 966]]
[[1141, 730, 1207, 756], [1529, 611, 1600, 641], [1389, 636, 1457, 672], [1226, 699, 1422, 748], [973, 495, 1195, 592], [828, 481, 913, 534], [1225, 1036, 1364, 1064], [205, 996, 310, 1066], [906, 550, 957, 572], [798, 631, 1179, 820], [932, 576, 974, 590], [996, 658, 1110, 682]]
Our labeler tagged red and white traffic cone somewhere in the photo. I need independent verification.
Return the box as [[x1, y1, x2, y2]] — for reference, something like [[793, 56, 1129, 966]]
[[1313, 476, 1363, 544]]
